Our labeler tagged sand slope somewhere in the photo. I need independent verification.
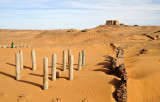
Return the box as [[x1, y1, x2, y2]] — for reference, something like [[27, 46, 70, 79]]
[[0, 26, 160, 102]]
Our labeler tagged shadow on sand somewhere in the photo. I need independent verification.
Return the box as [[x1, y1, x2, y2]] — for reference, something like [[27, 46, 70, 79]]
[[95, 55, 120, 101], [0, 70, 42, 89], [109, 78, 120, 101], [6, 63, 32, 70], [29, 73, 69, 80], [94, 55, 113, 75]]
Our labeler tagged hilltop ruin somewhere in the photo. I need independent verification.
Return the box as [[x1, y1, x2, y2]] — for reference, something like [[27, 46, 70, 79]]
[[106, 20, 120, 26]]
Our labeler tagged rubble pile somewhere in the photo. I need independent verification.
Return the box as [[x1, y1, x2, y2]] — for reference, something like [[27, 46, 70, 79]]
[[110, 47, 127, 102]]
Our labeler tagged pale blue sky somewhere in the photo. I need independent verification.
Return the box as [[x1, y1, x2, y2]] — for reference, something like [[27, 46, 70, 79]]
[[0, 0, 160, 30]]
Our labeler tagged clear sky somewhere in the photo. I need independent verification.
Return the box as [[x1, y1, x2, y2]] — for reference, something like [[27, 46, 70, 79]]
[[0, 0, 160, 30]]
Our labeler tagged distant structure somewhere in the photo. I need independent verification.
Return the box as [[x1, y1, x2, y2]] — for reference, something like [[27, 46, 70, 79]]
[[105, 20, 120, 26]]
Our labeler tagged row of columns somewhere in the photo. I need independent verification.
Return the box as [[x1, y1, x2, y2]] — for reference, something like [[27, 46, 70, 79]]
[[15, 49, 85, 90]]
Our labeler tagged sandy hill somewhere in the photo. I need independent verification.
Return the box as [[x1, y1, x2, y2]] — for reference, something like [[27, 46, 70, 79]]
[[0, 26, 160, 102]]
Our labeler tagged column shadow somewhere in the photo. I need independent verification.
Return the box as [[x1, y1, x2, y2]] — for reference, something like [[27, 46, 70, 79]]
[[29, 73, 69, 80], [0, 71, 42, 89], [6, 63, 32, 70], [0, 71, 15, 79]]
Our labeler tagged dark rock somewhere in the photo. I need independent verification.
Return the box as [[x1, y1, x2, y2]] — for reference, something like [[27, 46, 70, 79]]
[[114, 63, 126, 78], [121, 72, 127, 84], [117, 83, 127, 102], [156, 35, 160, 40], [140, 49, 148, 54], [81, 29, 88, 32], [116, 47, 124, 58], [110, 42, 117, 52], [111, 58, 117, 70]]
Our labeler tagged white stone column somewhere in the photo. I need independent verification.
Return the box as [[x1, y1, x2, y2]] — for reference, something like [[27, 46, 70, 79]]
[[15, 53, 20, 80], [69, 55, 73, 80], [31, 49, 36, 71], [78, 52, 82, 71], [19, 50, 23, 70], [68, 49, 71, 67], [52, 54, 56, 81], [43, 57, 48, 90], [63, 50, 66, 71]]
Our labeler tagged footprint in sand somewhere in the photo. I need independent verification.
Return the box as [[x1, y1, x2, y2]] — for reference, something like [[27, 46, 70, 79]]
[[82, 98, 89, 102], [52, 98, 63, 102], [0, 92, 7, 102], [0, 92, 6, 97], [17, 94, 31, 102]]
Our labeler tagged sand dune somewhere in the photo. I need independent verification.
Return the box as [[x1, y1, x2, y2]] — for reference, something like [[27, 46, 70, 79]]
[[0, 26, 160, 102]]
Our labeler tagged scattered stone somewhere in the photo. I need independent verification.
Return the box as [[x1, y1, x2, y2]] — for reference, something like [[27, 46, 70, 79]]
[[111, 58, 117, 70], [14, 45, 18, 48], [140, 49, 148, 54], [116, 47, 124, 58], [17, 94, 31, 102], [20, 45, 23, 47], [52, 98, 62, 102], [117, 83, 127, 102], [97, 29, 108, 33], [82, 98, 90, 102], [116, 71, 127, 102], [144, 34, 155, 40], [110, 42, 117, 52], [81, 29, 88, 32], [6, 45, 11, 48], [67, 29, 75, 32], [120, 24, 125, 26], [118, 63, 126, 78], [2, 45, 6, 48], [110, 51, 127, 102], [23, 45, 26, 47], [0, 45, 31, 48], [156, 35, 160, 40], [27, 45, 31, 47], [155, 31, 160, 33], [121, 72, 127, 84]]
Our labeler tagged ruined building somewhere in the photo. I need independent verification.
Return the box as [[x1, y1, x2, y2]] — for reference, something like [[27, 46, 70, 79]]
[[106, 20, 120, 26]]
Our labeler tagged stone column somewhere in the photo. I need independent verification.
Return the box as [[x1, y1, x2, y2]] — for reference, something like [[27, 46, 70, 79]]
[[43, 57, 48, 90], [68, 49, 71, 67], [31, 49, 36, 71], [82, 50, 85, 66], [63, 50, 66, 71], [19, 50, 23, 70], [69, 55, 73, 80], [15, 53, 20, 80], [78, 52, 82, 71], [52, 54, 56, 81]]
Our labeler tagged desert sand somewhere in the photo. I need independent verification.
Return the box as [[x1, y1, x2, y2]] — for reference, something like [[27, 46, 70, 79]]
[[0, 25, 160, 102]]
